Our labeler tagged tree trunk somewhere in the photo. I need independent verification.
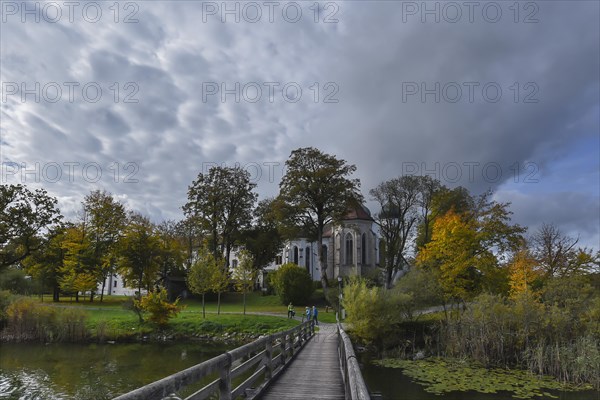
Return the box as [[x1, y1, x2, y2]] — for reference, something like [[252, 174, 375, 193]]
[[217, 291, 221, 315], [90, 291, 94, 302], [202, 293, 206, 319], [53, 287, 60, 302], [317, 224, 329, 299], [243, 291, 246, 315], [100, 277, 106, 302]]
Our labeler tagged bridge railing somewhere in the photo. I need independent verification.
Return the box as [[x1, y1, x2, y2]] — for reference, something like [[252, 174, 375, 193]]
[[113, 319, 315, 400], [337, 321, 371, 400]]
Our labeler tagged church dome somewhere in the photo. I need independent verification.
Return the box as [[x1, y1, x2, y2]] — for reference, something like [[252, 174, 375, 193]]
[[343, 202, 373, 221]]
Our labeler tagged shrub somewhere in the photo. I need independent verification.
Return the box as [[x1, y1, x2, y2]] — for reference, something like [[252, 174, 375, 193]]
[[135, 289, 183, 327], [270, 263, 314, 306], [3, 297, 88, 341]]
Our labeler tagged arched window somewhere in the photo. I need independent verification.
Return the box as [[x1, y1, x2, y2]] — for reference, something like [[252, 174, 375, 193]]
[[306, 246, 310, 271], [361, 233, 367, 265], [345, 233, 353, 265], [293, 246, 299, 264]]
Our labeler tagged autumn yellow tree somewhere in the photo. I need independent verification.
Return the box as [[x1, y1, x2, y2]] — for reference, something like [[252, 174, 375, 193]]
[[417, 200, 525, 304], [507, 248, 541, 299]]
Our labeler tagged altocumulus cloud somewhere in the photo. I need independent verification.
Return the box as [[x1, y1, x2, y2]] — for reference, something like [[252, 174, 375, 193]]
[[0, 0, 598, 249]]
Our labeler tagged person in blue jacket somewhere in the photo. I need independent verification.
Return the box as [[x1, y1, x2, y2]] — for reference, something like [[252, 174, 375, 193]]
[[312, 306, 319, 325]]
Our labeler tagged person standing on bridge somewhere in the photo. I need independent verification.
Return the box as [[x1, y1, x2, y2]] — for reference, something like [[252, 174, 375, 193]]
[[312, 306, 319, 325], [302, 306, 311, 323]]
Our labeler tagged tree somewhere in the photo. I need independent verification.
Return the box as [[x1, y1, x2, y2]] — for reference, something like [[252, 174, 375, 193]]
[[507, 248, 542, 299], [184, 166, 257, 268], [270, 263, 314, 305], [187, 247, 219, 319], [370, 175, 421, 288], [59, 224, 96, 302], [22, 225, 67, 302], [232, 250, 255, 315], [531, 223, 598, 278], [0, 184, 62, 269], [277, 147, 362, 297], [82, 190, 126, 302], [175, 216, 204, 271], [211, 259, 230, 315], [417, 195, 525, 304], [118, 213, 161, 295], [415, 176, 442, 249], [155, 220, 186, 300], [416, 184, 472, 249], [241, 198, 284, 271]]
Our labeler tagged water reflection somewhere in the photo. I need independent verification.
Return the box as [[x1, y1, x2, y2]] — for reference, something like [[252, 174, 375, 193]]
[[0, 342, 232, 400]]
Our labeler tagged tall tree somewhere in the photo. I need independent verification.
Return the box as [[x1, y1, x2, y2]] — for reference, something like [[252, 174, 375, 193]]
[[241, 198, 284, 270], [530, 223, 598, 277], [0, 184, 62, 269], [22, 225, 67, 302], [59, 223, 96, 302], [277, 147, 362, 296], [417, 194, 525, 304], [370, 175, 421, 288], [184, 166, 257, 268], [119, 213, 161, 295], [83, 190, 126, 302], [155, 220, 186, 299], [415, 176, 443, 249]]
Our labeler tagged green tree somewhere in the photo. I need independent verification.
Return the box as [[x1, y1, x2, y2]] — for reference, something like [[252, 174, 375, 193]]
[[0, 184, 62, 270], [232, 250, 255, 315], [370, 175, 421, 288], [211, 259, 230, 315], [83, 190, 127, 302], [22, 225, 67, 301], [155, 220, 186, 300], [184, 166, 257, 267], [277, 147, 362, 297], [118, 213, 161, 295], [187, 247, 219, 319], [270, 263, 314, 305], [241, 198, 283, 270]]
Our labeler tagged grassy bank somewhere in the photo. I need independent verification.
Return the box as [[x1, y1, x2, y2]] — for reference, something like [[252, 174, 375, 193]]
[[1, 292, 307, 343]]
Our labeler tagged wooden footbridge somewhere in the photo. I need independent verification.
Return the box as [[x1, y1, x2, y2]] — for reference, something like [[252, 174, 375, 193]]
[[113, 320, 370, 400]]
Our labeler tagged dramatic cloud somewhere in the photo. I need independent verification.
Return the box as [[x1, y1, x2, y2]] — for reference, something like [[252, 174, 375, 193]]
[[1, 0, 598, 249]]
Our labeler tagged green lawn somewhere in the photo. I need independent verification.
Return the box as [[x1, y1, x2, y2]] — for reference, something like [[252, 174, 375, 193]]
[[33, 290, 339, 340]]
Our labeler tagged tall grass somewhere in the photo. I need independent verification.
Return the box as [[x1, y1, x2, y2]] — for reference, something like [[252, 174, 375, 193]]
[[3, 297, 88, 342], [439, 293, 600, 389]]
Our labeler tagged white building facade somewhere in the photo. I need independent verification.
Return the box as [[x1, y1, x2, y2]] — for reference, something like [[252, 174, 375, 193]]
[[259, 204, 380, 286]]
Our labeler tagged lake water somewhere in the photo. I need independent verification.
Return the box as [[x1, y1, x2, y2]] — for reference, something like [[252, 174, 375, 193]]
[[359, 353, 600, 400], [0, 342, 232, 400], [1, 342, 599, 400]]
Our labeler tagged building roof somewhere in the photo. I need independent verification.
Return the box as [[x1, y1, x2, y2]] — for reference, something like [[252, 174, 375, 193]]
[[343, 203, 374, 221]]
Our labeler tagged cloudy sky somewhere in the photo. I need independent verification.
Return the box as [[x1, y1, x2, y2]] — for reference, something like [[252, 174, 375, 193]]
[[1, 0, 598, 249]]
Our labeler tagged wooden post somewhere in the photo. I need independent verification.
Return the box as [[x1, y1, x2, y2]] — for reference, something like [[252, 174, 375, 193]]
[[265, 336, 273, 380], [219, 353, 232, 400], [280, 334, 287, 366]]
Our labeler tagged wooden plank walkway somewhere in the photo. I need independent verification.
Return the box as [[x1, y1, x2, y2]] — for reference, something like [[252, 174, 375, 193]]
[[258, 323, 345, 400]]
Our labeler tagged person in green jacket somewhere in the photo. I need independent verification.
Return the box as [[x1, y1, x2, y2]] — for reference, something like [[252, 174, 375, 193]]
[[287, 303, 295, 319]]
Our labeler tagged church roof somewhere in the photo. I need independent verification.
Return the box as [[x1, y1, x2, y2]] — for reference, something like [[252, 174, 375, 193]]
[[321, 203, 373, 238], [343, 203, 374, 221]]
